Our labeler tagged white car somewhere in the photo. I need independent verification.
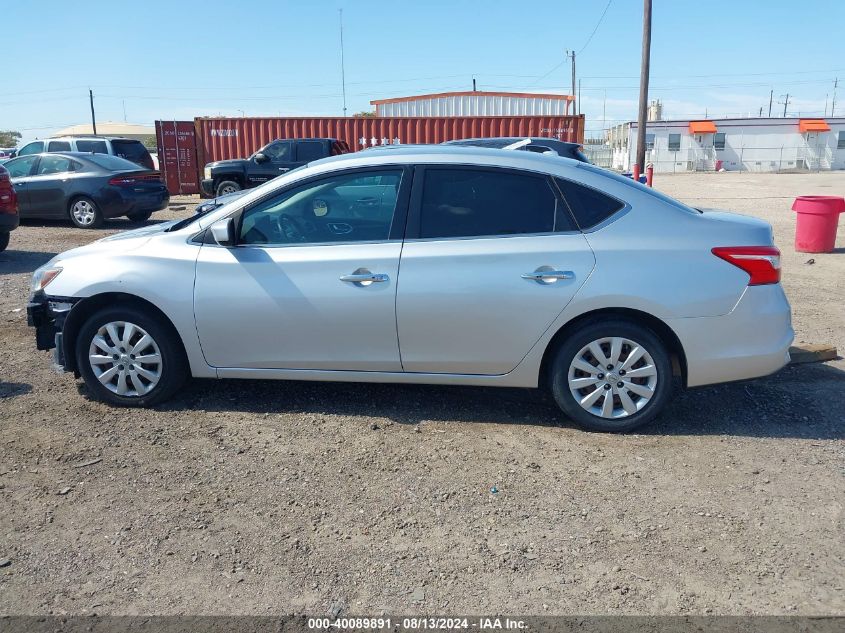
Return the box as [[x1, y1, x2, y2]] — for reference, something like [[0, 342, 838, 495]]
[[27, 146, 793, 432]]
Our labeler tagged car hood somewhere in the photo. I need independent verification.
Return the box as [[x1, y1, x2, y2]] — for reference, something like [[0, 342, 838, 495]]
[[209, 158, 246, 169], [50, 221, 178, 264]]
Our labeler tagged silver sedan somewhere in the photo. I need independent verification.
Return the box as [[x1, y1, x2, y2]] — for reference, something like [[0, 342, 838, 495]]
[[27, 146, 792, 432]]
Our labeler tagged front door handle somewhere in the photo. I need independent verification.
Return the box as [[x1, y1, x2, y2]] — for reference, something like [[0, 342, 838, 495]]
[[521, 268, 575, 284], [340, 269, 389, 286]]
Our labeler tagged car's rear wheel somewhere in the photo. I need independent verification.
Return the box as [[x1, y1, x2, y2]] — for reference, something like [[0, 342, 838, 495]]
[[68, 196, 103, 229], [549, 319, 673, 432], [126, 209, 153, 222], [0, 231, 9, 252], [216, 180, 241, 197], [75, 305, 188, 407]]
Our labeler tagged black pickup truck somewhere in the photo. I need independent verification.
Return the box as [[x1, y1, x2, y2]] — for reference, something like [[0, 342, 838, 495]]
[[201, 138, 350, 197]]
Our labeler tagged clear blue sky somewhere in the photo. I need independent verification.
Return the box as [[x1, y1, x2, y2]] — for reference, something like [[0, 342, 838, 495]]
[[5, 0, 845, 144]]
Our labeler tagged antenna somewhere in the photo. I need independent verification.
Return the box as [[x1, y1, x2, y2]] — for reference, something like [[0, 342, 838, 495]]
[[339, 9, 347, 117]]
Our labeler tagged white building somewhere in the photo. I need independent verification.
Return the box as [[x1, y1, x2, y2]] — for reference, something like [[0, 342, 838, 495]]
[[370, 91, 574, 117], [609, 117, 845, 173]]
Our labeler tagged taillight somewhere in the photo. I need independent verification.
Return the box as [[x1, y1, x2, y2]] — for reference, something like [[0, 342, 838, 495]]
[[109, 173, 161, 186], [0, 180, 16, 214], [711, 246, 781, 285]]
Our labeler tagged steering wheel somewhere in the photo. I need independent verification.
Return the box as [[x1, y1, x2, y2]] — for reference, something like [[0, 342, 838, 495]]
[[276, 214, 308, 243]]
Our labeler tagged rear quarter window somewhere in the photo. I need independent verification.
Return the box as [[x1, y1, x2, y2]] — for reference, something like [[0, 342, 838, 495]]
[[556, 177, 625, 230], [110, 140, 151, 165]]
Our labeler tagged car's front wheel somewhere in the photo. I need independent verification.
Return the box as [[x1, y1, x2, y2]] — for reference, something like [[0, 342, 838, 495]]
[[0, 231, 9, 252], [215, 180, 241, 197], [75, 305, 188, 407], [68, 196, 103, 229], [549, 319, 673, 432]]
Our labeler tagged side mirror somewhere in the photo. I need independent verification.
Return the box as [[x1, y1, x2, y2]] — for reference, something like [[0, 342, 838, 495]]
[[254, 152, 269, 164], [210, 218, 235, 246]]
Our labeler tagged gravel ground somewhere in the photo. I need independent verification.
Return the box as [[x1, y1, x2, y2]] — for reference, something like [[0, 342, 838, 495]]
[[0, 173, 843, 616]]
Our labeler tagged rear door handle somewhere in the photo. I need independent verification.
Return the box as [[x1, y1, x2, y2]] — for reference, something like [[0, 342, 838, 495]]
[[521, 269, 574, 284]]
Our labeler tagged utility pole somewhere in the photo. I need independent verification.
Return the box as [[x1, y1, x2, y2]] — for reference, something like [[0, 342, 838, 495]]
[[635, 0, 652, 174], [832, 78, 838, 116], [88, 89, 97, 135], [122, 100, 127, 122], [338, 9, 347, 117], [768, 89, 773, 117], [578, 79, 581, 116], [566, 49, 576, 114], [779, 93, 791, 117]]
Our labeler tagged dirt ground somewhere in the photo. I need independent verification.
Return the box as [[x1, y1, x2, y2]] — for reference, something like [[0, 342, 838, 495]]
[[0, 173, 843, 616]]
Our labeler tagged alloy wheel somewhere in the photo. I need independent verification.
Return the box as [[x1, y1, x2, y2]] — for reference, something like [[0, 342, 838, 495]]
[[567, 336, 658, 419], [87, 321, 163, 396], [71, 200, 97, 226]]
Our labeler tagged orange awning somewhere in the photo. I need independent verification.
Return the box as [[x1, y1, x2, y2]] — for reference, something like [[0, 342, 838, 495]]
[[689, 120, 718, 134], [798, 119, 830, 132]]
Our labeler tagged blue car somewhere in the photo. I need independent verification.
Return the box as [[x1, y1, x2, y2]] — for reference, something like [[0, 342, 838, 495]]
[[4, 152, 169, 228]]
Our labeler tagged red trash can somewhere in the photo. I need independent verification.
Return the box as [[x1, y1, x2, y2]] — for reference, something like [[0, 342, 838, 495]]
[[715, 159, 723, 171], [791, 195, 845, 253]]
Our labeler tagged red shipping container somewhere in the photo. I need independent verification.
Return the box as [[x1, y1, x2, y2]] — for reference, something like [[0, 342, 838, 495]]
[[154, 121, 200, 195], [195, 114, 585, 171]]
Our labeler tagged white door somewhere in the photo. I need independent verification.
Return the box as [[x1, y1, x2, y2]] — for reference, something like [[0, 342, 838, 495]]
[[397, 166, 596, 375], [194, 167, 410, 370]]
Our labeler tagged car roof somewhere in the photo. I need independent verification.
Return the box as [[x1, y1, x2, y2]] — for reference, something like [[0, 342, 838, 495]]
[[308, 144, 584, 173], [446, 137, 581, 147], [47, 135, 142, 141], [15, 152, 148, 169]]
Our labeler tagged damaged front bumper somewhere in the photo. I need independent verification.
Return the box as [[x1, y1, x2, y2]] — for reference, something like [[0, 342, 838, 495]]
[[27, 291, 78, 371]]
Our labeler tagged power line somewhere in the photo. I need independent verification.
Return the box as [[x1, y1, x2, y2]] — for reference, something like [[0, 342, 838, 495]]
[[579, 0, 613, 54]]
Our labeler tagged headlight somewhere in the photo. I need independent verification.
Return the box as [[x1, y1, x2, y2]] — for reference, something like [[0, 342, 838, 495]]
[[31, 266, 62, 293], [204, 167, 212, 180]]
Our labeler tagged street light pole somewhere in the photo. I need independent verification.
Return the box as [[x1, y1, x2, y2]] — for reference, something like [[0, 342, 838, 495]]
[[635, 0, 652, 174]]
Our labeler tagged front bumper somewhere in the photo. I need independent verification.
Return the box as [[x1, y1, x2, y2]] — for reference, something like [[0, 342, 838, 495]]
[[200, 178, 215, 197], [668, 284, 794, 388], [27, 292, 77, 370]]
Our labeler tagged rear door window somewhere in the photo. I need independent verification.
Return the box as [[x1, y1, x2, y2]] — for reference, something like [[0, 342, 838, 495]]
[[76, 139, 109, 154], [47, 140, 72, 151], [417, 168, 570, 239], [36, 156, 78, 175], [555, 177, 625, 230], [296, 141, 327, 162]]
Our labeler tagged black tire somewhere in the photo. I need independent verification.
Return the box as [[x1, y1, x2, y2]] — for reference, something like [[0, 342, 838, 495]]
[[215, 180, 241, 197], [68, 196, 103, 229], [75, 305, 188, 407], [549, 319, 673, 433], [0, 231, 9, 252], [126, 209, 153, 223]]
